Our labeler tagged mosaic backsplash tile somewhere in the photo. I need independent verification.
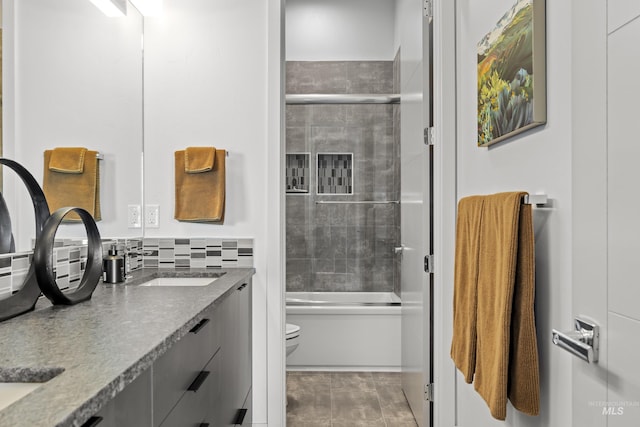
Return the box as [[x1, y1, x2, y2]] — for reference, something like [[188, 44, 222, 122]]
[[142, 238, 253, 269], [0, 237, 253, 301]]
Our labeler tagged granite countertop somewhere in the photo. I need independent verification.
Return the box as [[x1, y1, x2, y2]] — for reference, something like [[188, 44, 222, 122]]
[[0, 267, 255, 427]]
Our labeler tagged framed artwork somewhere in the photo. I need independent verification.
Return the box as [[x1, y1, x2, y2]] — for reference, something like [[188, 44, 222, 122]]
[[477, 0, 546, 147]]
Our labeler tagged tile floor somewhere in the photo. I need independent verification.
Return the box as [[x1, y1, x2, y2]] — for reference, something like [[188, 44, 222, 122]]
[[286, 371, 419, 427]]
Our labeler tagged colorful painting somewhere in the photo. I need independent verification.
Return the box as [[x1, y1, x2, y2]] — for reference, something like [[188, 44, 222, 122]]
[[477, 0, 546, 147]]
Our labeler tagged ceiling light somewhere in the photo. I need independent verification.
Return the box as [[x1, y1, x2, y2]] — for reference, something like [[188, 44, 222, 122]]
[[89, 0, 127, 17], [130, 0, 163, 16]]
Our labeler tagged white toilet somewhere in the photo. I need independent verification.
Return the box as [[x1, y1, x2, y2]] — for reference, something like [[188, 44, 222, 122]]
[[286, 323, 301, 357]]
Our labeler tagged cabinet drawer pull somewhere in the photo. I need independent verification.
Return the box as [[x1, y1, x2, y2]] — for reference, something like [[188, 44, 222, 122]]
[[234, 408, 248, 424], [187, 370, 210, 392], [81, 416, 103, 427], [199, 424, 210, 427], [237, 283, 247, 291], [189, 318, 210, 334]]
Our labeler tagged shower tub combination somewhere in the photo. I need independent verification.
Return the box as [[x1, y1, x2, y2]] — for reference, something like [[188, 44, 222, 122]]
[[286, 291, 401, 371]]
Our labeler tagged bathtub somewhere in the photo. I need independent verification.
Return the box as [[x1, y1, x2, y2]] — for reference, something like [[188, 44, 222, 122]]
[[286, 292, 401, 371]]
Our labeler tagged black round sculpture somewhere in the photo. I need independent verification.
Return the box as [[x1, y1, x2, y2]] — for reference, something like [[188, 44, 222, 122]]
[[34, 207, 103, 305], [0, 158, 51, 321], [0, 192, 16, 254]]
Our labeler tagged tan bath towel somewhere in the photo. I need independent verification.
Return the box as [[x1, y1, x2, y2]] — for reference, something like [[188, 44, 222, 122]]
[[43, 148, 101, 222], [450, 195, 486, 383], [174, 147, 225, 223], [451, 191, 539, 420]]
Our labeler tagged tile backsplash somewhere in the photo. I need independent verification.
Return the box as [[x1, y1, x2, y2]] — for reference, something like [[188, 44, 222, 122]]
[[141, 238, 253, 269], [0, 237, 253, 301]]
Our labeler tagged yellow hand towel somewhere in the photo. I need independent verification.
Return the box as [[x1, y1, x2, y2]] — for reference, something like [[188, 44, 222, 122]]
[[49, 147, 88, 173], [43, 148, 101, 222], [174, 148, 225, 223], [185, 146, 215, 173]]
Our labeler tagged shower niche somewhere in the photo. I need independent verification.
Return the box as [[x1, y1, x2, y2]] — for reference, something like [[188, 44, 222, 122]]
[[317, 153, 353, 195], [285, 153, 310, 193]]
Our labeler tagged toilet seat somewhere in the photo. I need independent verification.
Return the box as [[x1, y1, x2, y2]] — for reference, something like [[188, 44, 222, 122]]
[[286, 323, 300, 340]]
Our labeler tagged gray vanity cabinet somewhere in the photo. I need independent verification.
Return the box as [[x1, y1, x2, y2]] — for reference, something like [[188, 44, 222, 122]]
[[90, 369, 152, 427], [207, 280, 252, 426], [154, 299, 222, 427], [83, 278, 251, 427]]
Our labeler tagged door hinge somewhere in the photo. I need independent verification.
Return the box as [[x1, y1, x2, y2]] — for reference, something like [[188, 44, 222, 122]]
[[423, 0, 433, 19], [424, 127, 434, 146], [424, 254, 434, 274], [424, 383, 434, 402]]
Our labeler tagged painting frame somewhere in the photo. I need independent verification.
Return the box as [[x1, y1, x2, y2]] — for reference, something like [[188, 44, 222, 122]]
[[477, 0, 546, 147]]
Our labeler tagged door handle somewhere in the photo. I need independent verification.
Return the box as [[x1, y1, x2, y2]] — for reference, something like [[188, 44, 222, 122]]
[[552, 316, 599, 363], [394, 246, 404, 254]]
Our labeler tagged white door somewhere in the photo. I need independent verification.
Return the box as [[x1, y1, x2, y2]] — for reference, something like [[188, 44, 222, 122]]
[[400, 2, 433, 426], [572, 1, 640, 426]]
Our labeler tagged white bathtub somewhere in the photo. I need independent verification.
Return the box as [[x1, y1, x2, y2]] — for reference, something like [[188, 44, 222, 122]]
[[286, 292, 401, 371]]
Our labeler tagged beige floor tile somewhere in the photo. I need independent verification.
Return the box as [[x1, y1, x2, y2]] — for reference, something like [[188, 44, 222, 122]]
[[286, 371, 418, 426], [331, 390, 383, 421], [372, 371, 403, 384], [331, 419, 386, 426], [287, 382, 332, 421], [330, 371, 376, 391]]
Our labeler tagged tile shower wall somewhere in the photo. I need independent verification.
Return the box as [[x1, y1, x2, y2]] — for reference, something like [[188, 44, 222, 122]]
[[286, 60, 400, 293], [0, 237, 253, 301]]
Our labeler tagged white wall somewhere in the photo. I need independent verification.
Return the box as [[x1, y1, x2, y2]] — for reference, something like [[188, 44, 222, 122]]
[[6, 0, 143, 250], [286, 0, 396, 61], [143, 0, 269, 422], [454, 0, 572, 425]]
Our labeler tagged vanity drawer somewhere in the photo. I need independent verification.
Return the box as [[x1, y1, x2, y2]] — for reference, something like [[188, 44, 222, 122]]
[[159, 349, 221, 427], [153, 304, 221, 426]]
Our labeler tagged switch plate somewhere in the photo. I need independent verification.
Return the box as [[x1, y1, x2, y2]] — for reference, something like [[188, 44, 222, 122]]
[[145, 204, 159, 228], [127, 205, 142, 228]]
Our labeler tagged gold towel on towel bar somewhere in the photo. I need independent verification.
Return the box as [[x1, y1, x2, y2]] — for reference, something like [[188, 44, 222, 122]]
[[43, 148, 101, 222], [174, 147, 225, 223], [451, 191, 539, 420]]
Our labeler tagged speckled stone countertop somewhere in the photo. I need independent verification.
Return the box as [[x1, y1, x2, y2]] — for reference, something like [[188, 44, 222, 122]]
[[0, 267, 255, 427]]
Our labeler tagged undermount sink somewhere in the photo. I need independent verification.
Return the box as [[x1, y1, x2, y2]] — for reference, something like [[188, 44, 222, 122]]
[[0, 367, 63, 412], [0, 382, 44, 411], [138, 277, 220, 287]]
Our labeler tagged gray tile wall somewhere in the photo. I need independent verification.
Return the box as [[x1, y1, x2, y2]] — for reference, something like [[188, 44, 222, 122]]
[[286, 59, 400, 294]]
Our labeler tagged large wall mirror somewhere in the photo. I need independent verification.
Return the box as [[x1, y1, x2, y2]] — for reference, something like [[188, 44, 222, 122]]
[[2, 0, 144, 251]]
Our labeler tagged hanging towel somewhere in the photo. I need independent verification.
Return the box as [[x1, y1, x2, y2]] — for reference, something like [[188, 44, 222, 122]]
[[49, 147, 88, 173], [174, 147, 225, 223], [43, 148, 101, 222], [185, 146, 215, 173], [450, 195, 486, 383], [506, 201, 539, 417], [450, 191, 539, 420]]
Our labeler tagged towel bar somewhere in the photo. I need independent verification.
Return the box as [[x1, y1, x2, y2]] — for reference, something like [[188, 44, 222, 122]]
[[523, 194, 548, 206], [315, 200, 399, 205]]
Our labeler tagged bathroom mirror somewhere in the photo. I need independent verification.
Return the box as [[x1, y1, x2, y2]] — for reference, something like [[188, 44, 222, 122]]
[[1, 0, 144, 251]]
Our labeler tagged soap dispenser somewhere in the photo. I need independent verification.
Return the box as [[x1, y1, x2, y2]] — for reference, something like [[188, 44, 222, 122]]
[[103, 244, 125, 283]]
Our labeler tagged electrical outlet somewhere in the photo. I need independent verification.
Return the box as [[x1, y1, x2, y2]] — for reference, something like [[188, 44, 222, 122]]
[[145, 204, 159, 228], [127, 205, 142, 228]]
